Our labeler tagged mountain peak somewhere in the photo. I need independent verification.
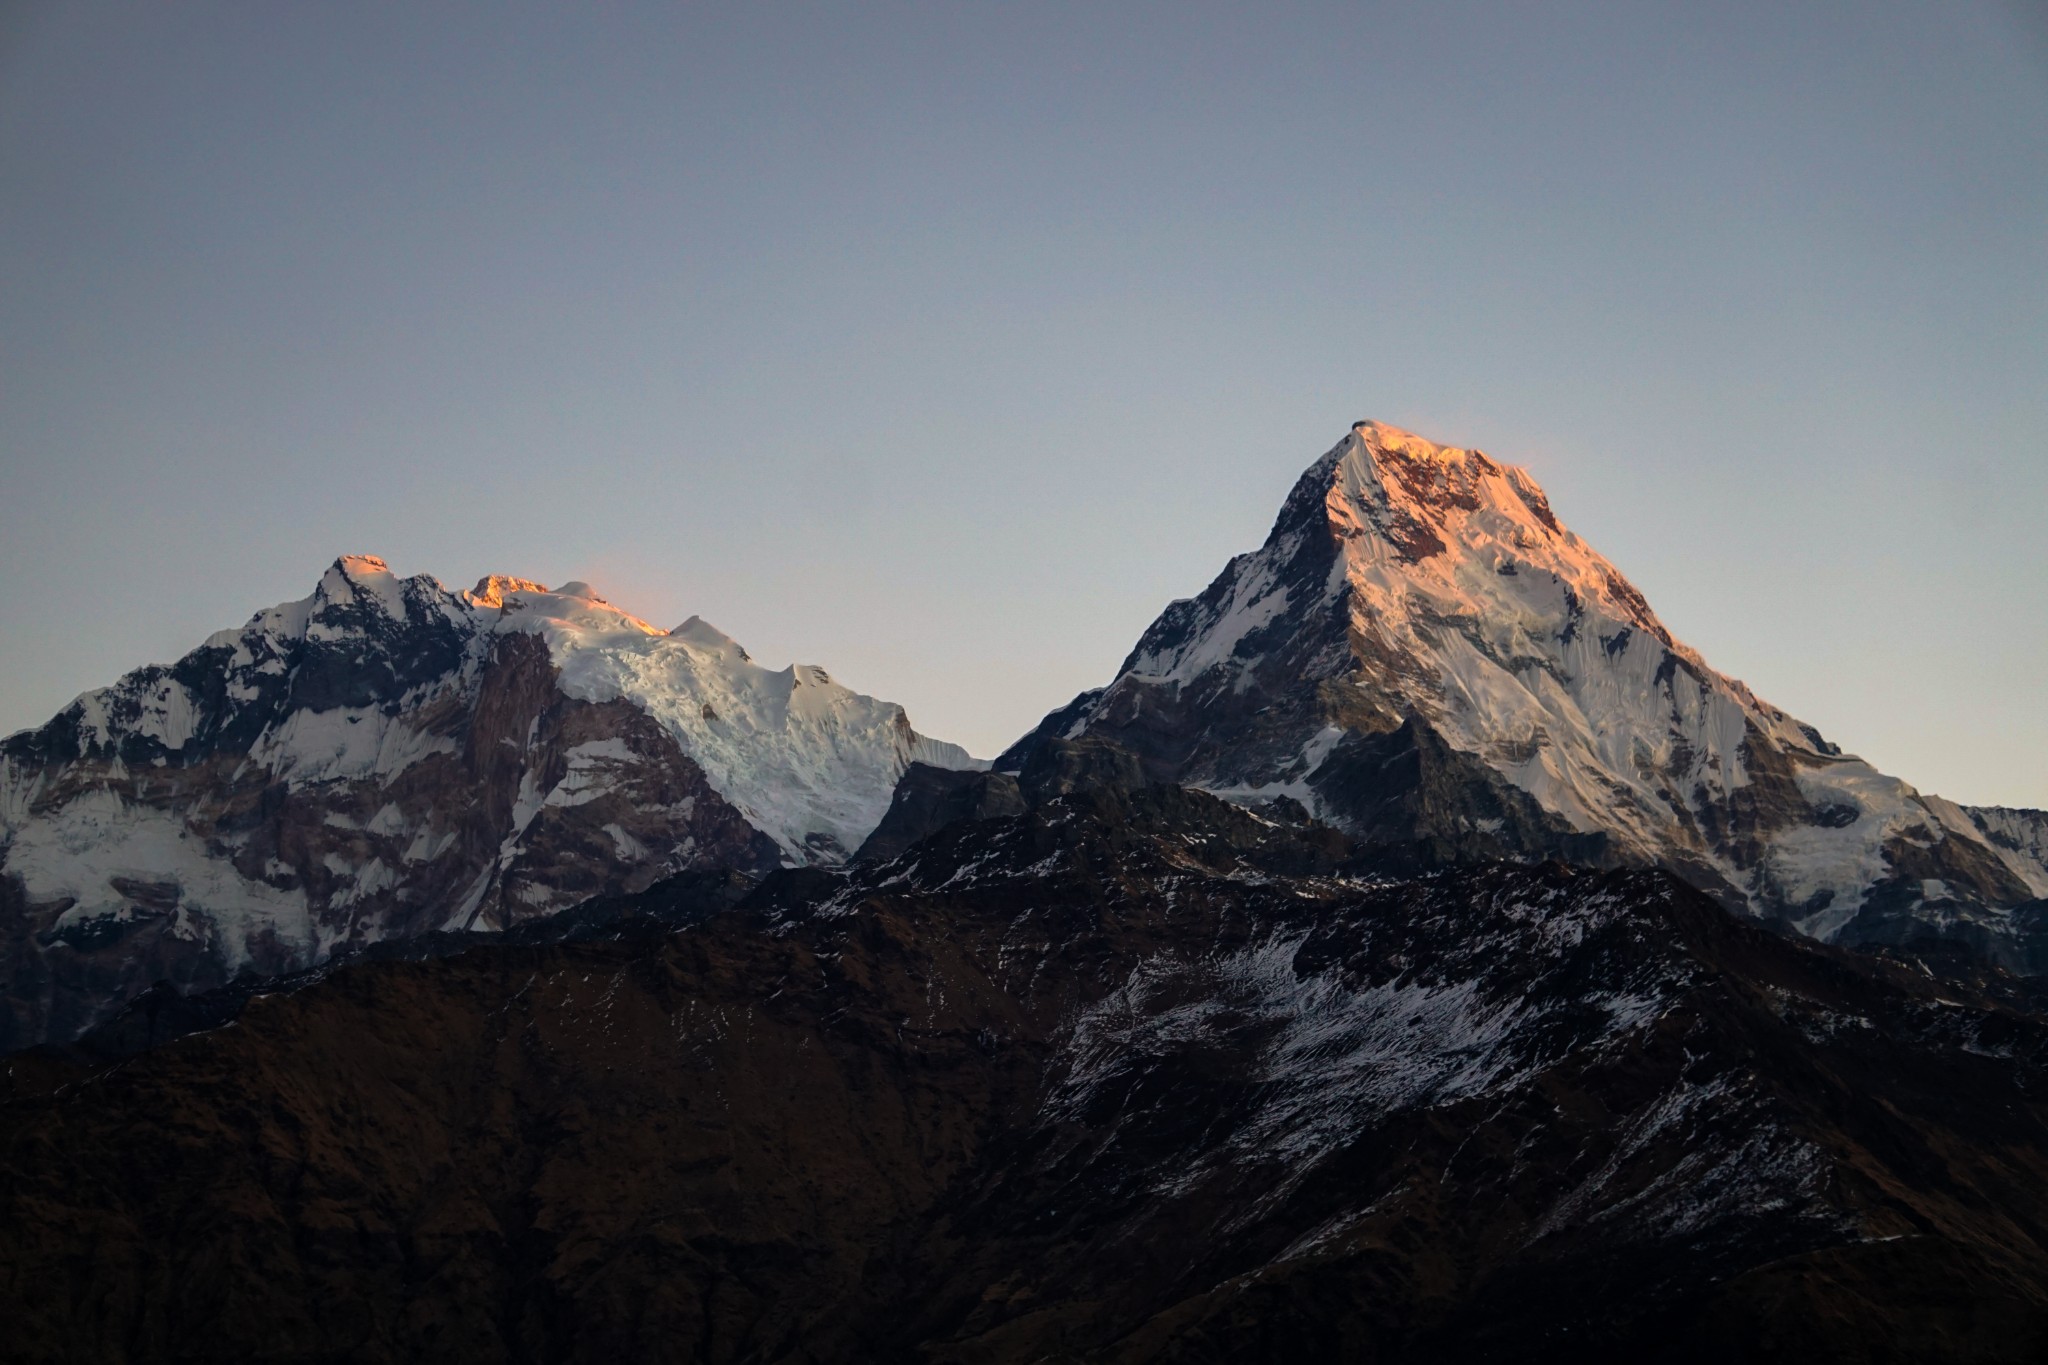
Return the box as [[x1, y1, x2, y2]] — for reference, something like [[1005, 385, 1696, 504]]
[[466, 574, 548, 608], [0, 552, 983, 1046], [333, 552, 392, 577], [671, 615, 750, 661], [1317, 421, 1677, 651], [313, 553, 411, 621], [1007, 420, 2048, 959], [1347, 417, 1468, 464]]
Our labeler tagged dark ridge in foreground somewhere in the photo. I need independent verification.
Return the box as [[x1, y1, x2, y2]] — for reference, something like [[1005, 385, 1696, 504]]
[[4, 786, 2048, 1363]]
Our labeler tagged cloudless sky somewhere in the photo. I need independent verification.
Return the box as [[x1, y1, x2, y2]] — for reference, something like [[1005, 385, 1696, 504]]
[[2, 2, 2044, 804]]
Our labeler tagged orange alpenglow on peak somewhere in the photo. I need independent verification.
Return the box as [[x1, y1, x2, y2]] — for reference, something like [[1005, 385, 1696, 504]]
[[1346, 419, 1474, 467], [466, 575, 550, 608]]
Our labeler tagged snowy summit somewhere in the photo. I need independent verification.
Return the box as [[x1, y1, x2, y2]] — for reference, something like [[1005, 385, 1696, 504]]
[[1002, 421, 2048, 964], [0, 557, 979, 1046]]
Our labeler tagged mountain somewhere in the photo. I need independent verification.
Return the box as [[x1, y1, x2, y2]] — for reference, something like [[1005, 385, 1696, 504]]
[[6, 431, 2048, 1362], [999, 422, 2048, 969], [6, 783, 2046, 1363], [0, 555, 975, 1048]]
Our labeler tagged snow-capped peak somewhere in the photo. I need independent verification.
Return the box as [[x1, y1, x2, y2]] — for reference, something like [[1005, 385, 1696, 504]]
[[1329, 421, 1682, 652], [315, 553, 411, 617], [333, 552, 394, 578], [466, 575, 548, 608], [492, 583, 667, 639], [0, 554, 984, 1044], [1015, 420, 2048, 960], [670, 615, 749, 661], [291, 556, 976, 857]]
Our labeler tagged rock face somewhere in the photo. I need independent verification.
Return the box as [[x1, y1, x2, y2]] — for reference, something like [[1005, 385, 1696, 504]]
[[5, 785, 2047, 1363], [1001, 422, 2048, 966], [854, 761, 1027, 862], [0, 556, 977, 1048]]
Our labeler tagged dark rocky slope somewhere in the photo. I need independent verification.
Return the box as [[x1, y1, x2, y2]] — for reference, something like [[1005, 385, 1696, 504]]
[[5, 786, 2047, 1363]]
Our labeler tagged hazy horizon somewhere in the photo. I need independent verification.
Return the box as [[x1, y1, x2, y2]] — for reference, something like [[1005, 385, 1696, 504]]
[[3, 3, 2044, 805]]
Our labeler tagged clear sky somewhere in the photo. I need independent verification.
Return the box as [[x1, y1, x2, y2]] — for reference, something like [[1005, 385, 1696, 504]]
[[2, 2, 2044, 805]]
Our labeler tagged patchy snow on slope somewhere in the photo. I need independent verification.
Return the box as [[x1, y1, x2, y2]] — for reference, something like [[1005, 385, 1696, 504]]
[[1127, 550, 1297, 688], [1047, 879, 1697, 1208]]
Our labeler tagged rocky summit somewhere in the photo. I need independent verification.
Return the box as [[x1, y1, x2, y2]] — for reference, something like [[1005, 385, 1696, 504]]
[[3, 422, 2047, 1363]]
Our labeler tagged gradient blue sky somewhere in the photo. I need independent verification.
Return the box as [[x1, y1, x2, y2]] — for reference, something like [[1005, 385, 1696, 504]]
[[3, 2, 2044, 804]]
